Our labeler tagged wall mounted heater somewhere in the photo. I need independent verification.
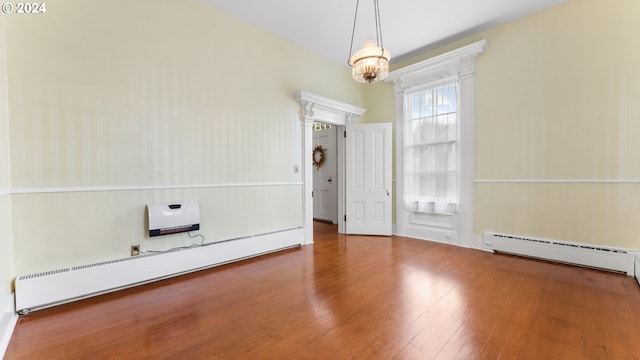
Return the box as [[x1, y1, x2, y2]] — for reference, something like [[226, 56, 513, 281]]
[[147, 201, 200, 237]]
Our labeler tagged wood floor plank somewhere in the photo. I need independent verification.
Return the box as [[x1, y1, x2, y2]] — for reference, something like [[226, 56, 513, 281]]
[[5, 222, 640, 359]]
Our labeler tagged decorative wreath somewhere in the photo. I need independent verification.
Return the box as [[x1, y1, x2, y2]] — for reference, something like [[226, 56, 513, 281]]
[[312, 145, 326, 169]]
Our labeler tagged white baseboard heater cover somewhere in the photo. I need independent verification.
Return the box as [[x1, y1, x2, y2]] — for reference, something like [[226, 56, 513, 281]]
[[15, 228, 303, 314], [484, 231, 635, 275]]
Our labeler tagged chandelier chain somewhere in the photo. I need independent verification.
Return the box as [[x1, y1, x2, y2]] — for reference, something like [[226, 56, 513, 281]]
[[374, 0, 384, 50], [347, 0, 361, 65]]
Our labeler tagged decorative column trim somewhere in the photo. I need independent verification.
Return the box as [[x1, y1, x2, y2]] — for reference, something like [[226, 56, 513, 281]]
[[295, 90, 366, 125], [386, 40, 488, 88]]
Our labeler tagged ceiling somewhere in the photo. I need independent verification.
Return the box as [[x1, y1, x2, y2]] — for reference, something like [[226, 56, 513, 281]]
[[202, 0, 566, 66]]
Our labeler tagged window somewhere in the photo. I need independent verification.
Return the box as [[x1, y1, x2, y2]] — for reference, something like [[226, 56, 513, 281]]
[[404, 80, 458, 214], [386, 39, 486, 245]]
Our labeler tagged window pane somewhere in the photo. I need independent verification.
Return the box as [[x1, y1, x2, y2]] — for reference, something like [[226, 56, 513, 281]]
[[447, 173, 458, 200], [444, 83, 457, 113], [404, 80, 458, 212], [434, 83, 456, 115], [448, 142, 457, 169], [433, 173, 447, 199], [411, 94, 422, 120], [434, 114, 449, 142], [412, 117, 438, 144], [412, 173, 430, 198], [447, 113, 457, 141], [410, 119, 420, 143], [417, 146, 433, 172], [411, 92, 434, 119], [434, 144, 449, 171]]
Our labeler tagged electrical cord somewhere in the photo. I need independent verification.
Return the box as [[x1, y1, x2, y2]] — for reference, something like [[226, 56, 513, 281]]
[[140, 232, 206, 254], [188, 231, 206, 245]]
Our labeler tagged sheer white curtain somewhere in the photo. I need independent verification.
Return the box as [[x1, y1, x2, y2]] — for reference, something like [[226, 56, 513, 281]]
[[403, 77, 459, 214]]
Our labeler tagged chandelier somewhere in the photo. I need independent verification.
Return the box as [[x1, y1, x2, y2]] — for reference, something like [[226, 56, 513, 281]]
[[347, 0, 391, 84]]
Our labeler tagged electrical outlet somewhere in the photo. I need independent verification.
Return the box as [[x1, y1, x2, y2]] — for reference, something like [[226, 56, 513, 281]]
[[131, 244, 140, 256]]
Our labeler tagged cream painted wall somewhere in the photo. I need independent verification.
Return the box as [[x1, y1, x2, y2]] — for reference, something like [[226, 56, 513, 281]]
[[364, 82, 394, 125], [5, 0, 365, 275], [0, 13, 14, 317], [367, 0, 640, 249], [474, 0, 640, 249], [475, 0, 640, 181]]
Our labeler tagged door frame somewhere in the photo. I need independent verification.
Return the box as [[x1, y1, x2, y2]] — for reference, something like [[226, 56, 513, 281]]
[[295, 90, 366, 244]]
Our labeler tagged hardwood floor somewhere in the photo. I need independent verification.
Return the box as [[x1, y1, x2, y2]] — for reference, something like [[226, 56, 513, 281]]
[[5, 222, 640, 359]]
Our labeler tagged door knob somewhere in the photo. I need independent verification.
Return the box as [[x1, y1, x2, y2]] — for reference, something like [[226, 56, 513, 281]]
[[328, 177, 332, 182], [386, 189, 390, 196]]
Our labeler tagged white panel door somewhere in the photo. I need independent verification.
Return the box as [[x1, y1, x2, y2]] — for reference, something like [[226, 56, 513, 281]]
[[345, 123, 392, 235], [312, 126, 338, 223]]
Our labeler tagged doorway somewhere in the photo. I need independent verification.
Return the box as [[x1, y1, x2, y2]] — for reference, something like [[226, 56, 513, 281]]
[[296, 90, 392, 243], [312, 123, 339, 224], [311, 121, 393, 236]]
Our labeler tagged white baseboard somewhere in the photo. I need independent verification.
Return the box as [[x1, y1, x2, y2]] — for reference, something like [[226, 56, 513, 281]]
[[474, 234, 492, 252], [15, 227, 304, 313], [635, 253, 640, 287], [0, 296, 18, 359]]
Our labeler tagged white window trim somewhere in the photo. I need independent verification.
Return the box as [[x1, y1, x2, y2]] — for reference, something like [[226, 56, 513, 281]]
[[386, 39, 487, 249]]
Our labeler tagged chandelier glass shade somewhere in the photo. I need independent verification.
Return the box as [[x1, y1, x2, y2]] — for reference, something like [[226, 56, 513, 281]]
[[349, 39, 390, 83], [347, 0, 391, 84]]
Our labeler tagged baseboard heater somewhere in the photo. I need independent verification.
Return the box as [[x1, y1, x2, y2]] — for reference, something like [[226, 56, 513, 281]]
[[484, 231, 635, 276], [14, 227, 304, 314]]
